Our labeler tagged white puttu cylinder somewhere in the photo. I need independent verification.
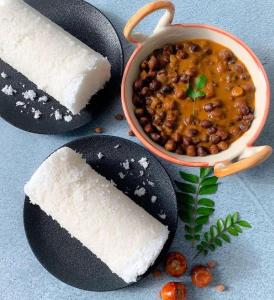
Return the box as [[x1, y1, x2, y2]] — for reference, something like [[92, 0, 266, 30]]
[[24, 147, 169, 283], [0, 0, 111, 114]]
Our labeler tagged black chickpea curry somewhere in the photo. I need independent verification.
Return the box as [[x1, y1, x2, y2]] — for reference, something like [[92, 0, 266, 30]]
[[132, 39, 255, 157]]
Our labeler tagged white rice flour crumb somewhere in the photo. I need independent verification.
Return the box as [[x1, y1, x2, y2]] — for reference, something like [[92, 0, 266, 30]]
[[138, 157, 149, 169], [1, 72, 8, 78], [97, 152, 104, 159], [147, 180, 155, 187], [2, 85, 17, 95], [16, 101, 25, 106], [31, 108, 42, 119], [54, 110, 62, 120], [22, 89, 36, 101], [122, 159, 130, 170], [134, 187, 146, 197], [151, 196, 157, 203], [158, 211, 166, 219], [110, 179, 117, 187], [118, 172, 125, 179], [38, 95, 48, 103], [64, 115, 73, 122]]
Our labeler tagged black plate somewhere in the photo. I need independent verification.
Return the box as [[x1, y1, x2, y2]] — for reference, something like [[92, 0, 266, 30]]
[[0, 0, 123, 134], [24, 136, 178, 291]]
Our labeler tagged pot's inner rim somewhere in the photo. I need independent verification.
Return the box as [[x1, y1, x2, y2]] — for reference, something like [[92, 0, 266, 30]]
[[122, 26, 269, 165]]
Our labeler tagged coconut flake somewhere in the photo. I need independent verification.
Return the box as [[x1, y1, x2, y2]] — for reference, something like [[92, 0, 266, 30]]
[[118, 172, 125, 179], [22, 90, 36, 101], [54, 110, 62, 120], [31, 108, 42, 119], [2, 85, 17, 95], [158, 211, 166, 220], [97, 152, 104, 159], [38, 95, 48, 103], [1, 72, 8, 79], [147, 180, 155, 187], [114, 144, 120, 149], [16, 101, 25, 106], [64, 115, 73, 122], [151, 196, 157, 203], [134, 187, 146, 197], [138, 157, 149, 169], [122, 159, 130, 170]]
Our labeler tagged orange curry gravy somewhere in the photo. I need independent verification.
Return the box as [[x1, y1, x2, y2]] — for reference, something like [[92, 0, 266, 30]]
[[132, 39, 255, 156]]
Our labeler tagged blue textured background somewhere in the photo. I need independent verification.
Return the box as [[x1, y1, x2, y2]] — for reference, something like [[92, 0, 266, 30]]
[[0, 0, 274, 299]]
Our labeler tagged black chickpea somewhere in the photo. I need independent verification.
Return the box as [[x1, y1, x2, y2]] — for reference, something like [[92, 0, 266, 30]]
[[132, 40, 255, 157], [173, 132, 181, 143], [210, 108, 225, 119], [161, 85, 173, 94], [140, 86, 150, 97], [204, 103, 214, 112], [135, 108, 145, 117], [149, 80, 162, 91], [229, 126, 241, 136], [175, 89, 186, 99], [208, 127, 217, 134], [200, 120, 213, 128], [209, 144, 219, 154], [212, 99, 223, 108], [210, 134, 221, 144], [185, 128, 199, 138], [180, 73, 190, 83], [183, 136, 192, 146], [176, 147, 184, 155], [177, 49, 188, 59], [201, 134, 209, 143], [150, 132, 161, 142], [144, 123, 153, 134], [165, 139, 176, 151], [186, 145, 197, 156], [185, 67, 198, 78], [216, 129, 229, 141], [139, 116, 149, 125], [148, 56, 159, 70], [197, 146, 208, 156], [217, 141, 229, 151]]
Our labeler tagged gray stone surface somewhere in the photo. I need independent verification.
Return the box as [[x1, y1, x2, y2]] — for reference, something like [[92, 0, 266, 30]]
[[0, 0, 274, 299]]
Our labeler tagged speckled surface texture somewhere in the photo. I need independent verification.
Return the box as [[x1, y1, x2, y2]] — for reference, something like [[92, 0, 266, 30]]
[[0, 0, 274, 299]]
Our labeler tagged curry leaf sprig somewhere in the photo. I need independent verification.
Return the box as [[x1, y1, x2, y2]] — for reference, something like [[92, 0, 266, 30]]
[[187, 74, 207, 100], [176, 167, 218, 246], [195, 212, 252, 258]]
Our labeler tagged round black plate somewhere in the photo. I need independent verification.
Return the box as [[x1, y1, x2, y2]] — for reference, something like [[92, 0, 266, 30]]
[[0, 0, 123, 134], [24, 136, 178, 291]]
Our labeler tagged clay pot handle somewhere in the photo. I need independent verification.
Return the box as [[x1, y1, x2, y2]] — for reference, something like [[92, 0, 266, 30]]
[[214, 146, 272, 177], [124, 0, 175, 44]]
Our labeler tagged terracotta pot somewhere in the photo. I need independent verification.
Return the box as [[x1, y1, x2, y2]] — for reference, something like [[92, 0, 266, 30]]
[[121, 0, 271, 177]]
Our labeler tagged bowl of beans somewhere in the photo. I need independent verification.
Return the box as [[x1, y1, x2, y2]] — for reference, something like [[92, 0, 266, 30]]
[[122, 0, 271, 177]]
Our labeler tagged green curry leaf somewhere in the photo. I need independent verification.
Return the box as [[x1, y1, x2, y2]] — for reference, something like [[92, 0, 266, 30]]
[[186, 74, 207, 101], [195, 74, 207, 89], [187, 87, 205, 99]]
